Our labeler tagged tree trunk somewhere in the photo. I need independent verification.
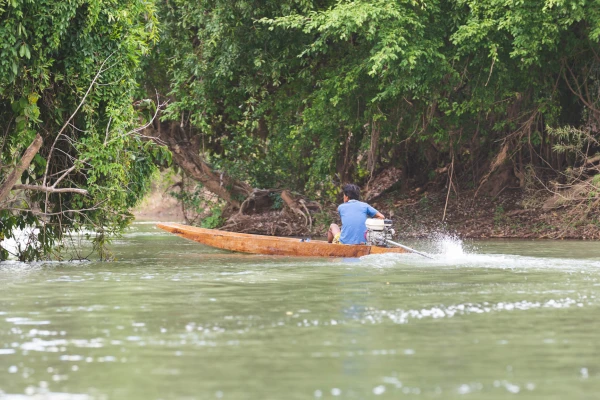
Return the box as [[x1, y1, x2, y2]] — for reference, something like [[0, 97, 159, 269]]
[[150, 121, 252, 209], [0, 134, 43, 205]]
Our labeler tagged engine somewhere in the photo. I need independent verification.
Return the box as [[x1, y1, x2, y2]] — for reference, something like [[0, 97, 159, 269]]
[[365, 219, 395, 247]]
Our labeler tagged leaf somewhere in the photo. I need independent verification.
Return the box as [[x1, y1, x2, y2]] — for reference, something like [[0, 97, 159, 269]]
[[33, 154, 47, 169]]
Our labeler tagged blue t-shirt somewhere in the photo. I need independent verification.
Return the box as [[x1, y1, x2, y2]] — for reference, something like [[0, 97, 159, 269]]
[[338, 200, 379, 244]]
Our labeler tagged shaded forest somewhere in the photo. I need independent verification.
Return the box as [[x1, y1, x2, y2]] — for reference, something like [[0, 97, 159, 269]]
[[1, 0, 599, 260]]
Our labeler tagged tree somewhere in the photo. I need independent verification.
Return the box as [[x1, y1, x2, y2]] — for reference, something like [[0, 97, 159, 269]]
[[147, 0, 599, 216], [0, 0, 169, 261]]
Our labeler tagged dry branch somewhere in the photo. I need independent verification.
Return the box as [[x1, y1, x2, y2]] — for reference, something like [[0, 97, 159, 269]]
[[12, 184, 88, 195], [43, 53, 114, 189], [442, 154, 455, 222], [474, 142, 509, 198], [299, 199, 313, 230], [281, 190, 308, 226]]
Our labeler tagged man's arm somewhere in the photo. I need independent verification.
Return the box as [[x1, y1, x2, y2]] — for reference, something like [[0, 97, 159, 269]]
[[367, 204, 385, 219]]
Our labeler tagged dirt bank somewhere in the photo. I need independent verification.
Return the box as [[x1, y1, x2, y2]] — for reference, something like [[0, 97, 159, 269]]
[[133, 172, 600, 240], [132, 170, 184, 222], [132, 187, 184, 222], [371, 187, 600, 240]]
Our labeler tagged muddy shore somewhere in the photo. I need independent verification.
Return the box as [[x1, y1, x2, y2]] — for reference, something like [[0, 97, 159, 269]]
[[134, 182, 600, 240], [374, 188, 600, 240]]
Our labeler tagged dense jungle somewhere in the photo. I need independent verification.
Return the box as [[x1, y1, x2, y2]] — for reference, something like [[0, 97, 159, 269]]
[[1, 0, 600, 261]]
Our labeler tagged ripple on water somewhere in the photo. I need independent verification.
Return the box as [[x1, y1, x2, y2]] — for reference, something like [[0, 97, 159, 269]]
[[358, 296, 591, 325], [6, 318, 51, 326], [359, 251, 600, 271], [0, 389, 98, 400], [0, 259, 90, 273], [1, 226, 599, 400]]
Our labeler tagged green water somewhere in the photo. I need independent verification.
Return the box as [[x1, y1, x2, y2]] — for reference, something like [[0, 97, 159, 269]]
[[1, 223, 600, 399]]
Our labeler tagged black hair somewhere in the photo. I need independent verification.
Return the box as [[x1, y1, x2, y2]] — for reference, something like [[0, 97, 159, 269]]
[[342, 183, 360, 200]]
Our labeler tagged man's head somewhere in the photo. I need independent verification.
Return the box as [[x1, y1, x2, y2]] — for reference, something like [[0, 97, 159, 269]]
[[342, 184, 360, 201]]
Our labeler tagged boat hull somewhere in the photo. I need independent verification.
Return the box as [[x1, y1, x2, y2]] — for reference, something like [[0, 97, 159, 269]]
[[156, 223, 408, 257]]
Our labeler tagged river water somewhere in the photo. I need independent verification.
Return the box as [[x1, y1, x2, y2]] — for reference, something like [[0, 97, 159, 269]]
[[1, 222, 599, 399]]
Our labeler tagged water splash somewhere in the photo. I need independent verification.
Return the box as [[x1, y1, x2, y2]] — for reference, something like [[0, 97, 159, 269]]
[[429, 232, 469, 259], [359, 231, 470, 266], [358, 231, 600, 271]]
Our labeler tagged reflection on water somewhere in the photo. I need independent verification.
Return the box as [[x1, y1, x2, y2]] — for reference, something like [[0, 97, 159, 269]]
[[0, 223, 599, 399]]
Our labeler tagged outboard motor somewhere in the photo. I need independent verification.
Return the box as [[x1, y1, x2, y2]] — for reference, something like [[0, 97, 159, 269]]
[[365, 219, 395, 247]]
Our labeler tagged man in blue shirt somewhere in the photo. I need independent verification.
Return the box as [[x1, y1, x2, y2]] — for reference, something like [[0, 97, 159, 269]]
[[327, 184, 385, 245]]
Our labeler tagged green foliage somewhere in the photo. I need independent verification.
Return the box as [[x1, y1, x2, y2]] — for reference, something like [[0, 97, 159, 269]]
[[419, 194, 430, 211], [148, 0, 600, 204], [312, 210, 334, 232], [170, 184, 207, 216], [3, 0, 598, 258], [201, 207, 225, 229], [549, 125, 595, 155], [0, 0, 165, 261], [269, 192, 284, 210], [494, 205, 506, 226]]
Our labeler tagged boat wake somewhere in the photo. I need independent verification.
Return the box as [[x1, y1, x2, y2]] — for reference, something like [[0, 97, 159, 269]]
[[359, 233, 600, 271]]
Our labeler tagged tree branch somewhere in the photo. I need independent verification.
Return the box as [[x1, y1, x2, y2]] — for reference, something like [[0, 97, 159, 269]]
[[43, 53, 115, 191], [12, 184, 88, 195], [0, 134, 43, 204]]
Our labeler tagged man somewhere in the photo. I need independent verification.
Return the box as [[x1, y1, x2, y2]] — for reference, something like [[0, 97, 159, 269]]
[[327, 183, 385, 245]]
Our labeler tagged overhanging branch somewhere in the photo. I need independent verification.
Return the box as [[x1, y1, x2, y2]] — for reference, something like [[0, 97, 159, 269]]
[[0, 134, 43, 204], [12, 184, 88, 195]]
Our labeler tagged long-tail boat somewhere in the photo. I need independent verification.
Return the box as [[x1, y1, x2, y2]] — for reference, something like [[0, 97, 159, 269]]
[[156, 223, 408, 257]]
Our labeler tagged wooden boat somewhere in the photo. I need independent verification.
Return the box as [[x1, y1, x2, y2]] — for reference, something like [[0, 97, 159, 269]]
[[156, 223, 408, 257]]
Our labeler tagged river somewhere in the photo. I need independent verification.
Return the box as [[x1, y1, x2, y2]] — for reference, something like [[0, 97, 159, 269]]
[[1, 222, 599, 399]]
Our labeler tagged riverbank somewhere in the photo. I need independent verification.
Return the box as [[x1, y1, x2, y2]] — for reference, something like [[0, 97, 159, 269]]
[[133, 173, 600, 240], [372, 187, 600, 240]]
